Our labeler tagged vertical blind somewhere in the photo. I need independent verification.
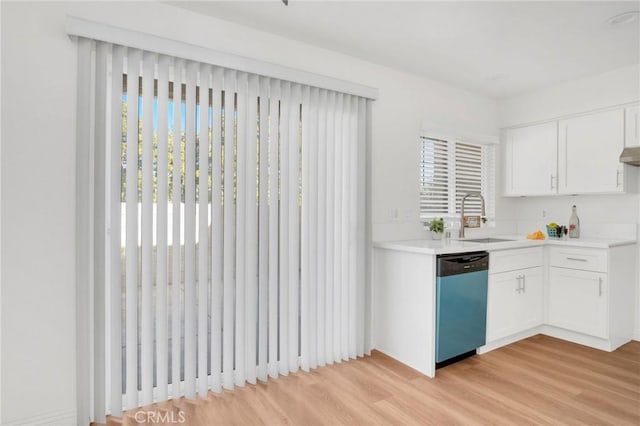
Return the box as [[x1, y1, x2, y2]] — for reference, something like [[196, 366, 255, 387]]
[[419, 137, 496, 219], [77, 38, 370, 422]]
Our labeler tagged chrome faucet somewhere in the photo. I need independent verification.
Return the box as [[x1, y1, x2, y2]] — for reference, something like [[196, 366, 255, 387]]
[[459, 192, 485, 239]]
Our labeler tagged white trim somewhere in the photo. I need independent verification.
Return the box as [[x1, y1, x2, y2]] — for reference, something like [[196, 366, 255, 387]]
[[65, 15, 379, 100], [421, 123, 499, 146], [477, 327, 542, 354], [365, 100, 373, 354], [540, 325, 623, 352], [75, 37, 94, 426], [1, 409, 77, 426], [0, 2, 3, 422], [477, 325, 633, 355]]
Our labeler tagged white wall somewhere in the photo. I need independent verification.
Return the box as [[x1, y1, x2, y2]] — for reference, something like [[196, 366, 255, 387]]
[[1, 3, 79, 425], [499, 64, 640, 127], [497, 64, 640, 340], [0, 2, 497, 423]]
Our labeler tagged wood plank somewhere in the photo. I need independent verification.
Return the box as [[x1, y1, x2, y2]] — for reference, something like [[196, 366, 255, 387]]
[[99, 335, 640, 426]]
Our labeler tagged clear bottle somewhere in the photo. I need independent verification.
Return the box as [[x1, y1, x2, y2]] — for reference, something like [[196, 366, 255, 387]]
[[569, 205, 580, 238]]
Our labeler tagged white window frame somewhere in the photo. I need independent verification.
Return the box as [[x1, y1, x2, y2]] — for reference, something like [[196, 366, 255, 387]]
[[419, 136, 496, 224]]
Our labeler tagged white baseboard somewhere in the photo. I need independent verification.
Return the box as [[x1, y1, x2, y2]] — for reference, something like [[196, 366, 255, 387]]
[[477, 327, 541, 354], [1, 409, 77, 426], [539, 325, 620, 352], [478, 325, 636, 355]]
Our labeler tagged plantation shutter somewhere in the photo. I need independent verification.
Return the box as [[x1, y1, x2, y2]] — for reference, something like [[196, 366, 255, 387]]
[[419, 138, 450, 216], [454, 142, 483, 214], [419, 137, 495, 219]]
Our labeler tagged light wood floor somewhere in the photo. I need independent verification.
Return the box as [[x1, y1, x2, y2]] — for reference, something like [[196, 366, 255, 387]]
[[105, 335, 640, 426]]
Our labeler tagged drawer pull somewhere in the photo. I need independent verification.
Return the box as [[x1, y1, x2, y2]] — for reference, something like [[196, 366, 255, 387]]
[[566, 257, 587, 262]]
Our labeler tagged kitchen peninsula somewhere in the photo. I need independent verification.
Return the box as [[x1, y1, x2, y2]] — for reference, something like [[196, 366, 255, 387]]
[[373, 236, 637, 377]]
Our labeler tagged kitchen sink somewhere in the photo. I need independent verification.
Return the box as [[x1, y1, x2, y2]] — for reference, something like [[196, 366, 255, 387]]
[[463, 238, 515, 243]]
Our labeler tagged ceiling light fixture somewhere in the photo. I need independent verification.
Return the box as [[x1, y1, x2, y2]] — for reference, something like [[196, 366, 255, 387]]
[[606, 11, 639, 26]]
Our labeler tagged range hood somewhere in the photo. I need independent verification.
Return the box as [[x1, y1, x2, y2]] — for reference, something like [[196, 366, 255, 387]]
[[619, 147, 640, 166]]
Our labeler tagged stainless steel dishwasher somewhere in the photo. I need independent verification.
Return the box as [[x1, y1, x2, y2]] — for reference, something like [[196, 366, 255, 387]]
[[435, 251, 489, 367]]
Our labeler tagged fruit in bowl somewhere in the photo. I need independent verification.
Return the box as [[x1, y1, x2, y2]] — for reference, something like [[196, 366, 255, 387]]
[[546, 223, 567, 238]]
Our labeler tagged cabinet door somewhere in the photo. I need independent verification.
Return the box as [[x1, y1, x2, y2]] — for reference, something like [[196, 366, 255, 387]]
[[558, 109, 625, 194], [626, 105, 640, 147], [486, 271, 519, 341], [504, 122, 558, 196], [548, 267, 608, 339], [516, 267, 543, 331]]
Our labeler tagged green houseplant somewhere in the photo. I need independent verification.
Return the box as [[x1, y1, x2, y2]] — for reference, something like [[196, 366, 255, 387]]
[[429, 217, 444, 240]]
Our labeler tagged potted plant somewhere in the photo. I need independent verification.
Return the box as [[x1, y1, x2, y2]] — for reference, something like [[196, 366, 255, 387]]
[[429, 217, 445, 240]]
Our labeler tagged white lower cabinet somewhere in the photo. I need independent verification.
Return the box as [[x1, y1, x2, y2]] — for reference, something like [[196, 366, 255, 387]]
[[548, 267, 607, 339], [487, 267, 543, 341], [485, 247, 543, 345], [544, 244, 635, 351], [481, 244, 635, 354], [518, 268, 544, 332]]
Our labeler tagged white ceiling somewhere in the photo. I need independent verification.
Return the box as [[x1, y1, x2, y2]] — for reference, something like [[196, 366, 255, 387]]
[[170, 1, 640, 99]]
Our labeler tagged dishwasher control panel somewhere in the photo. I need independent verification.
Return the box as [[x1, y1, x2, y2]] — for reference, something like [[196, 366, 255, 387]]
[[436, 251, 489, 277]]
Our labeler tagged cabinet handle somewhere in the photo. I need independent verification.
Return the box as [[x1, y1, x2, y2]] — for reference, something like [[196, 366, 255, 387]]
[[516, 275, 522, 293], [566, 257, 587, 262], [564, 125, 568, 186], [550, 174, 555, 190], [616, 169, 621, 187], [522, 275, 526, 293], [598, 277, 603, 297]]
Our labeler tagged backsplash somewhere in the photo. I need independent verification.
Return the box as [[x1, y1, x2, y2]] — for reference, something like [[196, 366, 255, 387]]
[[515, 221, 637, 240], [509, 193, 639, 240]]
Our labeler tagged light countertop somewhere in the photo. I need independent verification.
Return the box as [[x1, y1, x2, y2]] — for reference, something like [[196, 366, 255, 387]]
[[373, 234, 636, 255]]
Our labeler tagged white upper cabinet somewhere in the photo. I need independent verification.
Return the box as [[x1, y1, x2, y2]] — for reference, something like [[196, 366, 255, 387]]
[[625, 105, 640, 147], [504, 122, 558, 196], [503, 106, 635, 197], [558, 109, 625, 194]]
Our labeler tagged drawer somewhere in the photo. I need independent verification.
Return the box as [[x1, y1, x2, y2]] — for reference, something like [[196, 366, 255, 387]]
[[549, 246, 607, 272], [490, 247, 543, 274]]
